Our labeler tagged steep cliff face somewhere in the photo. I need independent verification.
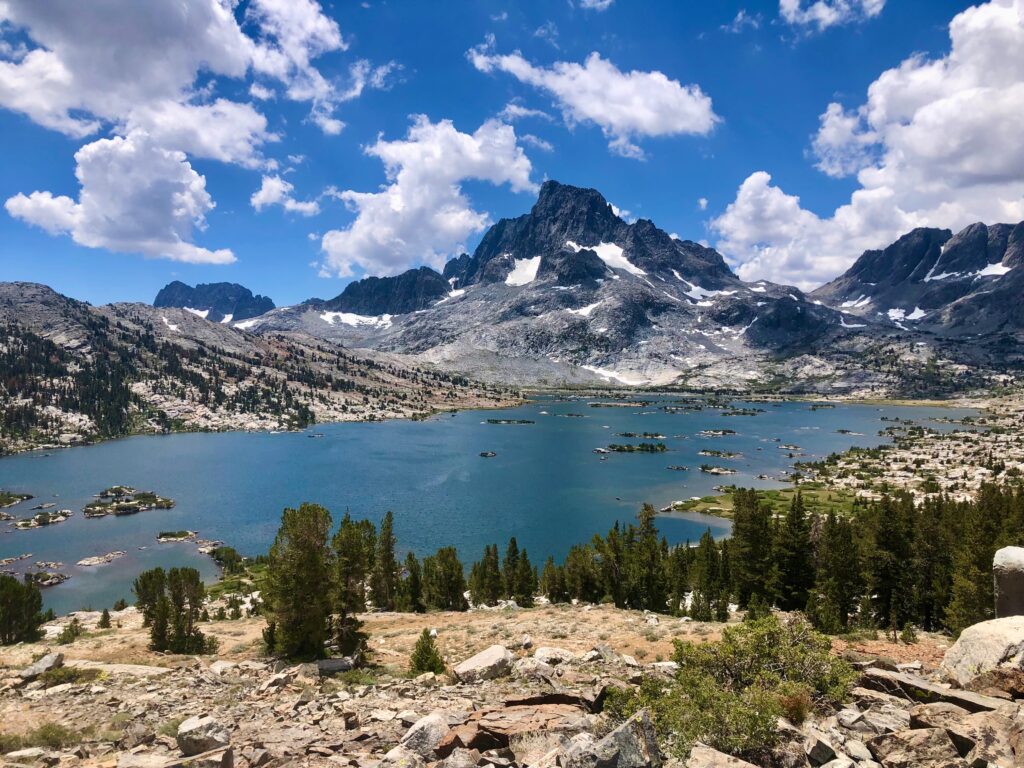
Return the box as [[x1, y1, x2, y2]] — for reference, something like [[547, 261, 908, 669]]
[[153, 281, 275, 323], [320, 267, 451, 316], [813, 222, 1024, 335]]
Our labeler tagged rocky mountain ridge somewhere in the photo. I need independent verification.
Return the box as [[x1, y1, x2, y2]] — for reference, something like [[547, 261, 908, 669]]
[[813, 221, 1024, 337], [154, 281, 275, 324], [236, 182, 1010, 395], [0, 282, 516, 454]]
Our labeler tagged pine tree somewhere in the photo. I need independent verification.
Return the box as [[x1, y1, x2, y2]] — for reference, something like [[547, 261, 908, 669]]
[[772, 493, 814, 611], [98, 608, 111, 629], [397, 552, 424, 613], [371, 511, 398, 611], [132, 568, 167, 627], [633, 504, 668, 611], [0, 575, 42, 645], [514, 549, 536, 607], [502, 537, 520, 599], [947, 485, 1003, 633], [423, 547, 468, 611], [690, 529, 721, 622], [810, 512, 862, 632], [410, 628, 446, 674], [667, 544, 690, 616], [870, 495, 915, 631], [594, 523, 625, 606], [540, 556, 569, 603], [912, 497, 954, 631], [729, 489, 773, 607], [469, 544, 502, 606], [263, 503, 334, 659], [332, 512, 373, 654]]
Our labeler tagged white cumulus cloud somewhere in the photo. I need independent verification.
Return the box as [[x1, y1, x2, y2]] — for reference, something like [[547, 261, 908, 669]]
[[320, 116, 535, 278], [0, 0, 386, 264], [251, 175, 320, 216], [5, 132, 234, 264], [468, 41, 719, 159], [779, 0, 886, 33], [715, 0, 1024, 289]]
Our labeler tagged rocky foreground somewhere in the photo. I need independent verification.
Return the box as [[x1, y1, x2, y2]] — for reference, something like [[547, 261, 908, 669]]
[[2, 600, 1024, 768]]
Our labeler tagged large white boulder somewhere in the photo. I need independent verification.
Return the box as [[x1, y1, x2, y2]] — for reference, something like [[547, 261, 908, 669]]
[[399, 712, 450, 758], [941, 615, 1024, 686], [177, 715, 231, 756], [994, 546, 1024, 618], [452, 644, 514, 683]]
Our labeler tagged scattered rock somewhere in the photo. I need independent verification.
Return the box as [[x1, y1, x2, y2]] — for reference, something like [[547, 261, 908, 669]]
[[437, 703, 591, 758], [453, 645, 515, 683], [868, 727, 966, 767], [941, 616, 1024, 686], [400, 711, 450, 759], [861, 667, 1005, 712], [383, 744, 428, 768], [534, 647, 576, 666], [563, 710, 661, 768], [804, 726, 837, 764], [176, 715, 231, 756], [316, 657, 355, 676], [18, 652, 63, 681], [685, 743, 758, 766]]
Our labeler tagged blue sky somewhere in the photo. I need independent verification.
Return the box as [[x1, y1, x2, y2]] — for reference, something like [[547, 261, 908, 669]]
[[2, 0, 1020, 304]]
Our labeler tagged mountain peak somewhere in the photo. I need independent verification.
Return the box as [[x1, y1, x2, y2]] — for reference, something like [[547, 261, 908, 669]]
[[153, 281, 274, 323]]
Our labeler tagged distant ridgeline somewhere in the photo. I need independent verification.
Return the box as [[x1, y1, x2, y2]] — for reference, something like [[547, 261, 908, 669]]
[[153, 281, 275, 323], [0, 282, 509, 454]]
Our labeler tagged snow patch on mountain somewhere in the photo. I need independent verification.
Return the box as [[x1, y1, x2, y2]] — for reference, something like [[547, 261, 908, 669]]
[[841, 295, 871, 308], [887, 307, 927, 322], [184, 307, 209, 319], [505, 256, 542, 286], [565, 240, 646, 276], [978, 262, 1012, 278], [581, 365, 651, 386], [567, 301, 603, 317], [320, 311, 394, 329]]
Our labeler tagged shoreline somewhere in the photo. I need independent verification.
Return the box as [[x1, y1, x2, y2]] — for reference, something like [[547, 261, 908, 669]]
[[0, 394, 528, 460], [4, 393, 1001, 613]]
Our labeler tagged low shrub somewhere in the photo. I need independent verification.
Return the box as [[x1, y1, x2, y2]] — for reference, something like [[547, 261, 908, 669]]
[[604, 616, 854, 761]]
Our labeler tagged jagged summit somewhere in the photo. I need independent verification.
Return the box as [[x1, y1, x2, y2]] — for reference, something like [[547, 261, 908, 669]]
[[444, 180, 734, 290], [154, 281, 274, 324], [321, 267, 450, 316], [813, 220, 1024, 334]]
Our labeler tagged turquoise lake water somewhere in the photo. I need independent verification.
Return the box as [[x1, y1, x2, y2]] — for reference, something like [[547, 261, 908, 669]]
[[0, 396, 975, 614]]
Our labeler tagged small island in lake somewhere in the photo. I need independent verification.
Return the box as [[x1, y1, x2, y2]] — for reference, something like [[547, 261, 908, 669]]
[[77, 551, 127, 567], [698, 429, 736, 437], [83, 486, 175, 518], [698, 449, 741, 459], [479, 451, 497, 458], [700, 464, 737, 475], [25, 570, 70, 587], [606, 442, 668, 453], [667, 465, 688, 471], [157, 530, 197, 542], [616, 432, 666, 439], [0, 490, 32, 508], [485, 418, 534, 425], [15, 508, 73, 529]]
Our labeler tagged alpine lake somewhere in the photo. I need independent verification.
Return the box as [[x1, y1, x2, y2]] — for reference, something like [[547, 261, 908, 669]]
[[0, 394, 976, 614]]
